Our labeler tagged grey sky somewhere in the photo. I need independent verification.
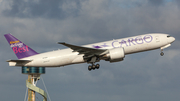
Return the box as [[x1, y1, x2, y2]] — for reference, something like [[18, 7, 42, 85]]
[[0, 0, 180, 101]]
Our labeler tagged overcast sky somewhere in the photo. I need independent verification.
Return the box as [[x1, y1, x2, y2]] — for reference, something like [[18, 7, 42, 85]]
[[0, 0, 180, 101]]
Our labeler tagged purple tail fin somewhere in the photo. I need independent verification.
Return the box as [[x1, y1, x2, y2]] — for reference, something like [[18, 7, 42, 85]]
[[4, 33, 38, 59]]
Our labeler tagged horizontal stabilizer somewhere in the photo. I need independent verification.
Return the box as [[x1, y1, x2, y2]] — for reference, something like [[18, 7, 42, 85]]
[[6, 60, 32, 66], [7, 60, 32, 62]]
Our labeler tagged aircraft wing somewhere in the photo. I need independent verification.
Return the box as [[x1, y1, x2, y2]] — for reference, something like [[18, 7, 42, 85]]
[[58, 42, 108, 58]]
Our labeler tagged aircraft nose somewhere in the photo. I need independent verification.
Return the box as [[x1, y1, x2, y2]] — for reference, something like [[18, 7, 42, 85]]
[[172, 37, 175, 42], [169, 37, 175, 43]]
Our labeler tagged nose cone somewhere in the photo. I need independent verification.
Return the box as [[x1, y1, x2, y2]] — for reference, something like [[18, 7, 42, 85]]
[[169, 37, 175, 43]]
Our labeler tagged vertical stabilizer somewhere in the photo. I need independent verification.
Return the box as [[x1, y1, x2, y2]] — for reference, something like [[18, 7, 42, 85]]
[[4, 33, 38, 59]]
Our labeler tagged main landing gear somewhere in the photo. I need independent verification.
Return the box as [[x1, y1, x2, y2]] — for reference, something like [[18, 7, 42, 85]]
[[87, 56, 100, 71], [88, 64, 100, 71]]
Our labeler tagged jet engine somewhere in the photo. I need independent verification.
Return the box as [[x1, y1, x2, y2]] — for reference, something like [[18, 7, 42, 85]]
[[103, 48, 125, 63]]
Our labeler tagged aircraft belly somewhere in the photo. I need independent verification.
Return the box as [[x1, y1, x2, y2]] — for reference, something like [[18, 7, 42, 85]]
[[71, 55, 85, 64], [25, 53, 84, 67]]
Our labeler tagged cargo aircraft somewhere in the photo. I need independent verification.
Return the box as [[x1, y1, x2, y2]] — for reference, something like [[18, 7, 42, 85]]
[[4, 33, 175, 71]]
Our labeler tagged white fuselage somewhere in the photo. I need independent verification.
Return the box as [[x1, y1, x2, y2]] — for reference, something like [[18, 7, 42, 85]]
[[12, 33, 174, 67]]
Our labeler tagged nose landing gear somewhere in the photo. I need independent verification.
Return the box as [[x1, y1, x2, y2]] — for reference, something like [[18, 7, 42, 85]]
[[160, 49, 164, 56], [160, 52, 164, 56], [160, 44, 172, 56]]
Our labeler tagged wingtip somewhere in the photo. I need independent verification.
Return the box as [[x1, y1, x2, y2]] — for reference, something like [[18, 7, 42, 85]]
[[57, 42, 65, 44]]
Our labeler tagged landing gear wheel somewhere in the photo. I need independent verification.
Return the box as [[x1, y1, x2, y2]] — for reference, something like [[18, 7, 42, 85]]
[[88, 65, 92, 71], [95, 64, 100, 69], [160, 52, 164, 56], [92, 65, 96, 70], [88, 63, 100, 71]]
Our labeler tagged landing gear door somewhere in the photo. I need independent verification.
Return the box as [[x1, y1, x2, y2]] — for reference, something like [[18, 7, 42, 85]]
[[156, 36, 160, 42]]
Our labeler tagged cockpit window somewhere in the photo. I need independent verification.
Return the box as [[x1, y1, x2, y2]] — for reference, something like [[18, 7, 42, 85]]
[[167, 35, 171, 37]]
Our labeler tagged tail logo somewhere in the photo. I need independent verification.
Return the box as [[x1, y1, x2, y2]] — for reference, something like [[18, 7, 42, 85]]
[[4, 33, 38, 59], [9, 40, 29, 54], [10, 40, 20, 44], [13, 45, 29, 54], [10, 41, 23, 48]]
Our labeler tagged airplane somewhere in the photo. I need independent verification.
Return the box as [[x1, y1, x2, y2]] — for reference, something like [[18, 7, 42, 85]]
[[4, 33, 175, 71]]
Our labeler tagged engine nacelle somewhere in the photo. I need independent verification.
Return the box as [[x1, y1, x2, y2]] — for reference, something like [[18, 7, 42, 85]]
[[105, 48, 125, 63]]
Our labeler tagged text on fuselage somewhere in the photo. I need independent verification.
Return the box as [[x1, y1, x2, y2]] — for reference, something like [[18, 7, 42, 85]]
[[112, 35, 153, 48]]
